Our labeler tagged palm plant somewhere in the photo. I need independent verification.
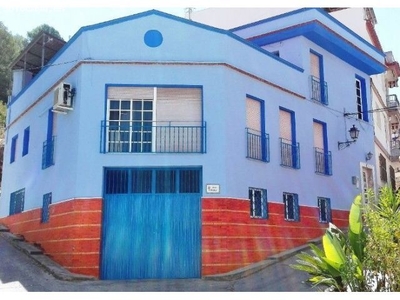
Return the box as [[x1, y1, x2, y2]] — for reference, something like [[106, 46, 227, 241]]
[[290, 195, 365, 291]]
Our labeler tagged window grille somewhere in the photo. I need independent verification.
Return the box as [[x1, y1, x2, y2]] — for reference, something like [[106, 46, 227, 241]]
[[249, 188, 268, 219], [41, 193, 52, 223], [283, 192, 299, 221], [9, 188, 25, 216]]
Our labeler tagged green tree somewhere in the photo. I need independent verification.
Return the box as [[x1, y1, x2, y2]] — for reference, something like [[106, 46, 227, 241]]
[[26, 24, 64, 45], [0, 22, 22, 103]]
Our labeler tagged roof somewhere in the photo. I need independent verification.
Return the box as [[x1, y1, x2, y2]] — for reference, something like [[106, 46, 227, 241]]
[[9, 31, 66, 77]]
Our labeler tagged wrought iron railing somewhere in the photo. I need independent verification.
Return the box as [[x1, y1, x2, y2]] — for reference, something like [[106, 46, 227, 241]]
[[246, 128, 270, 162], [100, 121, 206, 154], [310, 75, 328, 105], [42, 136, 55, 169], [314, 147, 332, 175], [280, 138, 300, 169]]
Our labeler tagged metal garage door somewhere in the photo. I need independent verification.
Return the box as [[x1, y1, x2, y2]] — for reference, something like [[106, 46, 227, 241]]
[[100, 168, 202, 280]]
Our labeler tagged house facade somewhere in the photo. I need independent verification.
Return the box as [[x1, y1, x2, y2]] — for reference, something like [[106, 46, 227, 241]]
[[0, 8, 385, 280]]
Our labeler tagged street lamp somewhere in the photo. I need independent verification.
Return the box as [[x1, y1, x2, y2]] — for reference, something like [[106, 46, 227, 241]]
[[338, 125, 360, 150]]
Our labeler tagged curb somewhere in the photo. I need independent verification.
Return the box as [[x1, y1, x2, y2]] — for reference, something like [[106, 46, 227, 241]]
[[0, 226, 96, 282], [204, 237, 322, 281]]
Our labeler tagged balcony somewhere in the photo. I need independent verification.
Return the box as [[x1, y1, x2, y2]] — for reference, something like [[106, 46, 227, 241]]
[[387, 94, 399, 109], [100, 121, 206, 154], [246, 128, 270, 162], [314, 147, 332, 175], [390, 140, 400, 161], [280, 138, 300, 169], [310, 75, 328, 105]]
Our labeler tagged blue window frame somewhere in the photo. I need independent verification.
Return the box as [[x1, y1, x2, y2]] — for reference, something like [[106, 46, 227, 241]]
[[9, 188, 25, 216], [10, 134, 18, 163], [246, 95, 269, 162], [310, 50, 328, 105], [318, 197, 332, 223], [355, 75, 368, 122], [41, 193, 52, 223], [42, 110, 55, 169], [22, 127, 30, 156], [313, 120, 332, 175], [283, 192, 299, 222], [249, 187, 268, 219], [279, 107, 300, 169]]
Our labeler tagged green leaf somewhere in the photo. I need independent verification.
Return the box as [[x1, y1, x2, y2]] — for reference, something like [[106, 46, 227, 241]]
[[323, 231, 346, 268]]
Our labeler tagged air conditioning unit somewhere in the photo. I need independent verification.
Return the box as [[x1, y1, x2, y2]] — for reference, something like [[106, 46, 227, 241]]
[[53, 82, 75, 113]]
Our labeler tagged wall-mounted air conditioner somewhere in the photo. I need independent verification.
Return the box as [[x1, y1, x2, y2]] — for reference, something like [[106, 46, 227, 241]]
[[53, 82, 75, 114]]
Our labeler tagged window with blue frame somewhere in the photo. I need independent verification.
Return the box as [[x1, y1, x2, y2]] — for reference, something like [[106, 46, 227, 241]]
[[9, 188, 25, 215], [313, 120, 332, 175], [103, 86, 204, 154], [41, 193, 52, 223], [42, 110, 55, 169], [283, 192, 299, 221], [318, 197, 332, 223], [10, 134, 18, 163], [279, 108, 300, 169], [249, 187, 268, 219], [355, 75, 368, 122], [22, 127, 30, 156], [310, 50, 328, 105], [246, 95, 269, 162]]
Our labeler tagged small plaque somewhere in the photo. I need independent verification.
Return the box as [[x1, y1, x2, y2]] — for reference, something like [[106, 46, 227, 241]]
[[206, 184, 220, 194]]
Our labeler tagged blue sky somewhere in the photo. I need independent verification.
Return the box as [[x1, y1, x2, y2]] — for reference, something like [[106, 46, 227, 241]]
[[1, 2, 399, 67]]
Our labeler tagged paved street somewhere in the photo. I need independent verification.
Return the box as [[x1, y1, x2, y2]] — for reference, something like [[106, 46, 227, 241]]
[[0, 233, 316, 292]]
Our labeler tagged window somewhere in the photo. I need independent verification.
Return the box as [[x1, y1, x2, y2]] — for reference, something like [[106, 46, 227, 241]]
[[279, 108, 300, 169], [9, 188, 25, 215], [22, 127, 30, 156], [310, 50, 328, 105], [103, 86, 204, 153], [379, 154, 387, 182], [313, 120, 332, 175], [10, 134, 18, 163], [42, 110, 55, 169], [104, 168, 201, 195], [249, 188, 268, 219], [355, 76, 368, 122], [246, 95, 269, 162], [283, 192, 299, 221], [390, 166, 396, 191], [41, 193, 52, 223], [318, 197, 332, 223]]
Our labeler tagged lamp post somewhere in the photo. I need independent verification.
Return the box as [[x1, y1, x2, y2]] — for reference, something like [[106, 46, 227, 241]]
[[338, 125, 360, 150]]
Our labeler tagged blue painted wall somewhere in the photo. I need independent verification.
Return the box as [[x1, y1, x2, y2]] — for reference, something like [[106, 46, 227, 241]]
[[0, 9, 381, 217]]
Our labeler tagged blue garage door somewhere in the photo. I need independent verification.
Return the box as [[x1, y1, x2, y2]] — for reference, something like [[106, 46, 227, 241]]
[[101, 168, 202, 280]]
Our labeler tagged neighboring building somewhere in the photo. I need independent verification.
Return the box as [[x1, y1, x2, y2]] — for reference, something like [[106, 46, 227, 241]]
[[193, 7, 400, 193], [0, 8, 385, 280]]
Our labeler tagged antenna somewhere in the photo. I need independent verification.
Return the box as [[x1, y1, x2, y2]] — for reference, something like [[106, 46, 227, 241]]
[[185, 7, 195, 20]]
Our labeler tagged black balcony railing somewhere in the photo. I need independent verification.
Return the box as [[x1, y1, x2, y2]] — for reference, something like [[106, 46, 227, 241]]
[[246, 128, 270, 162], [100, 121, 206, 154], [280, 138, 300, 169], [315, 147, 332, 175], [310, 75, 328, 105]]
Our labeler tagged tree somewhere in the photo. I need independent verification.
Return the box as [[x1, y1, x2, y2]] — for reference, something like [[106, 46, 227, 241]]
[[0, 22, 22, 103], [26, 24, 64, 45]]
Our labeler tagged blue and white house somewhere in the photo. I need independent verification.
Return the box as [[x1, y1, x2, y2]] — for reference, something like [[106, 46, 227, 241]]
[[0, 8, 386, 280]]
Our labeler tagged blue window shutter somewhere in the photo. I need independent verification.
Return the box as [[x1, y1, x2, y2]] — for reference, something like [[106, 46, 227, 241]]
[[10, 135, 18, 163], [41, 193, 52, 223], [294, 194, 300, 221], [262, 189, 268, 219], [22, 127, 30, 156], [326, 198, 332, 222], [47, 109, 54, 141]]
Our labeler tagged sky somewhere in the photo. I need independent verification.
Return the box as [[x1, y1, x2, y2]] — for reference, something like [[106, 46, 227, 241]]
[[1, 1, 400, 73]]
